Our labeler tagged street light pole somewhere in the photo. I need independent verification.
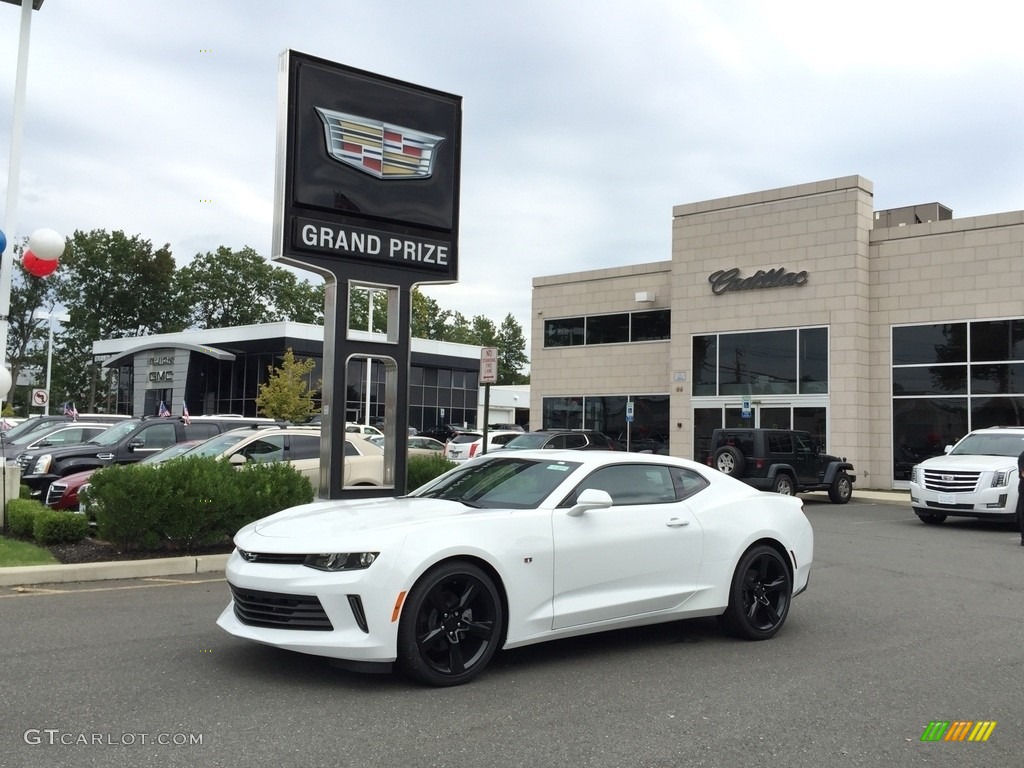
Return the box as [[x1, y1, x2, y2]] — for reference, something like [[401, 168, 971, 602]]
[[0, 0, 46, 404], [39, 311, 68, 415]]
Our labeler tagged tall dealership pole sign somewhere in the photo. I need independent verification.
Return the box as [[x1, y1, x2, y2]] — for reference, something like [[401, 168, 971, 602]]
[[272, 50, 461, 498]]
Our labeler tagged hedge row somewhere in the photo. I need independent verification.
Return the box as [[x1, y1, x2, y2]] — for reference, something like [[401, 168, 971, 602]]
[[7, 498, 91, 545], [83, 456, 315, 553]]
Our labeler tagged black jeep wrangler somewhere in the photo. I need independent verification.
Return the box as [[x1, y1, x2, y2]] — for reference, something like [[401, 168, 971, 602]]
[[706, 428, 855, 504]]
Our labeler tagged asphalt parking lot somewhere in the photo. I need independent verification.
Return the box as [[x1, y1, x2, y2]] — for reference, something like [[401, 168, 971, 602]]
[[2, 496, 1021, 768]]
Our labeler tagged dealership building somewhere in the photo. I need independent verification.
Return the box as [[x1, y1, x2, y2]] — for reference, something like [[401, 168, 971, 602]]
[[530, 175, 1024, 489], [91, 322, 514, 433]]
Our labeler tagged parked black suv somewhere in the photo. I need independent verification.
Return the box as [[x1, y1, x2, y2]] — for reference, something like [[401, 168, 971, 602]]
[[706, 428, 855, 503], [17, 415, 275, 500], [500, 430, 618, 451]]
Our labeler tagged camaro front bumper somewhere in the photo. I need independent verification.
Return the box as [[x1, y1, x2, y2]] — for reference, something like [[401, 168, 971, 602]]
[[216, 550, 402, 663]]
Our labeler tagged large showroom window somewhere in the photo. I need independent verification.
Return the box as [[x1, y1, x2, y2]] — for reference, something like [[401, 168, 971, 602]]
[[692, 327, 828, 396], [544, 310, 670, 348], [892, 319, 1024, 482], [542, 394, 670, 453]]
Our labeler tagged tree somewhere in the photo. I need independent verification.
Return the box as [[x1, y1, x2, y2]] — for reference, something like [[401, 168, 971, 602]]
[[5, 242, 60, 413], [52, 229, 185, 408], [255, 348, 318, 422], [496, 314, 530, 384], [176, 246, 324, 329], [411, 289, 451, 340]]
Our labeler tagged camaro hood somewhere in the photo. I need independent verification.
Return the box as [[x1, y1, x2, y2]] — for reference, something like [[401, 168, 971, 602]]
[[246, 496, 481, 543]]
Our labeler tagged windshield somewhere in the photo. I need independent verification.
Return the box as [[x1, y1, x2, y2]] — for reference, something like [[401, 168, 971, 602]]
[[501, 433, 550, 450], [950, 433, 1024, 457], [183, 431, 249, 458], [91, 420, 144, 446], [411, 456, 581, 509]]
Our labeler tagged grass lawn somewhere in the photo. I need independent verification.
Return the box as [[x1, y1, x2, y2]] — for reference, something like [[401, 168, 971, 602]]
[[0, 535, 58, 567]]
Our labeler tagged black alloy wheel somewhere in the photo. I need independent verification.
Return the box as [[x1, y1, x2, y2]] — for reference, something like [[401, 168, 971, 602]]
[[397, 561, 504, 687], [719, 545, 792, 641]]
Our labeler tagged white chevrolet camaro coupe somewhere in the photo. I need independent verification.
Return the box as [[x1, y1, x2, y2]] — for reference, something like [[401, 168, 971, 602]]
[[217, 450, 813, 686]]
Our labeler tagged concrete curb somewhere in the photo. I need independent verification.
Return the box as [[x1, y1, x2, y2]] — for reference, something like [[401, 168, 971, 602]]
[[0, 553, 230, 588]]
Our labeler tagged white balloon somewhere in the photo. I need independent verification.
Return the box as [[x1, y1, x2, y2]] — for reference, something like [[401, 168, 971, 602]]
[[28, 228, 65, 261], [0, 366, 11, 400]]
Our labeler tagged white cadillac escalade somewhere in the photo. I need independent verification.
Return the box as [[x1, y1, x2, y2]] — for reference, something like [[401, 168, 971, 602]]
[[908, 426, 1024, 525]]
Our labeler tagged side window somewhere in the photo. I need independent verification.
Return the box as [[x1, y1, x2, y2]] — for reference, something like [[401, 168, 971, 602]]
[[238, 435, 284, 463], [184, 424, 220, 440], [289, 435, 321, 461], [563, 434, 587, 449], [137, 423, 176, 449], [768, 433, 794, 454], [344, 440, 359, 457], [670, 467, 710, 500], [569, 464, 677, 506], [793, 432, 814, 454]]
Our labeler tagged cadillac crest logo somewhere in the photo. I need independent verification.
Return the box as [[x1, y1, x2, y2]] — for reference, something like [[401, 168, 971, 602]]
[[315, 107, 444, 180]]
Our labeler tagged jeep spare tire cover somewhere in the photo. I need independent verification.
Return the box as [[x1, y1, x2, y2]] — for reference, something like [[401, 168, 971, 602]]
[[713, 446, 745, 476]]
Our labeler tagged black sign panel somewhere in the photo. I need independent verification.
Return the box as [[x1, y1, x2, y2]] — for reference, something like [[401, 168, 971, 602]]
[[274, 51, 461, 283]]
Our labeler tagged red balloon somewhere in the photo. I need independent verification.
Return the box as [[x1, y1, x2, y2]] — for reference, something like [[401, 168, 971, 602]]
[[22, 250, 59, 277]]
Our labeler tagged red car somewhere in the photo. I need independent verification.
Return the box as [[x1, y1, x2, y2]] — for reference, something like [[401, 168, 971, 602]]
[[44, 440, 203, 510]]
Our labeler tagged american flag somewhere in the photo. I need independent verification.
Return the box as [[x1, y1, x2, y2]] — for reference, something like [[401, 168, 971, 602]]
[[64, 402, 79, 421], [158, 401, 170, 418], [182, 401, 191, 426]]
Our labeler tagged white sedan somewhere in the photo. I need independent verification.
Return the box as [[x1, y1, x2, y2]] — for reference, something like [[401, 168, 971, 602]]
[[217, 450, 813, 686]]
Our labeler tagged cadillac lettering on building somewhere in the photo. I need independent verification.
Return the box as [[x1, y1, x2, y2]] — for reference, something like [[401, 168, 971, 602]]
[[708, 267, 809, 295], [295, 218, 449, 270]]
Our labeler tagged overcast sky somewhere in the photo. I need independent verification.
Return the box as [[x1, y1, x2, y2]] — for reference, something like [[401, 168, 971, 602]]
[[2, 0, 1022, 343]]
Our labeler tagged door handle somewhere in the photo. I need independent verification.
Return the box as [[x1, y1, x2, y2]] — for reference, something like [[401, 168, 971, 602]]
[[666, 518, 690, 528]]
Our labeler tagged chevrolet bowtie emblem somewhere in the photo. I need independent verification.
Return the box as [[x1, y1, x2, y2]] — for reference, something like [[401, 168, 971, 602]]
[[315, 107, 444, 180]]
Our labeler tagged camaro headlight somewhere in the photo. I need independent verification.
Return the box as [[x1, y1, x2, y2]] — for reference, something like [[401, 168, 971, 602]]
[[31, 454, 53, 475], [303, 552, 379, 572]]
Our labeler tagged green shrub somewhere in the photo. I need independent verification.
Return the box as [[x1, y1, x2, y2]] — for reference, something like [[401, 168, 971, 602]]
[[87, 463, 165, 553], [7, 498, 46, 538], [33, 510, 90, 545], [225, 461, 315, 534], [19, 484, 31, 499], [407, 453, 457, 492], [83, 456, 315, 553], [150, 456, 240, 551]]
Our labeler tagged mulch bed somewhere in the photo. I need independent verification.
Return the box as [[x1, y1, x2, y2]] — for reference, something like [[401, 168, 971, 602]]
[[47, 537, 234, 565]]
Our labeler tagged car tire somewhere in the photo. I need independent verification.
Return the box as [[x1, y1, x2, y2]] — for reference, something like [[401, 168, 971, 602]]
[[397, 560, 504, 687], [828, 472, 853, 504], [713, 446, 745, 476], [915, 511, 947, 525], [771, 474, 795, 495], [718, 545, 792, 641]]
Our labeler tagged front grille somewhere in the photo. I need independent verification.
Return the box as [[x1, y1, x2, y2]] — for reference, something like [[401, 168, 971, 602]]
[[45, 482, 67, 507], [922, 469, 980, 493], [237, 550, 306, 565], [229, 584, 333, 631]]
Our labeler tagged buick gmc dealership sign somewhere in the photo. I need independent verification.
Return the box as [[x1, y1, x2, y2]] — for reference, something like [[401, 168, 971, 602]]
[[272, 51, 461, 282]]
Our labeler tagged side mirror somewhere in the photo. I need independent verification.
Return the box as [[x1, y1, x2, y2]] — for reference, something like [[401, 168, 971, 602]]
[[126, 439, 144, 452], [228, 453, 248, 467], [567, 488, 613, 517]]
